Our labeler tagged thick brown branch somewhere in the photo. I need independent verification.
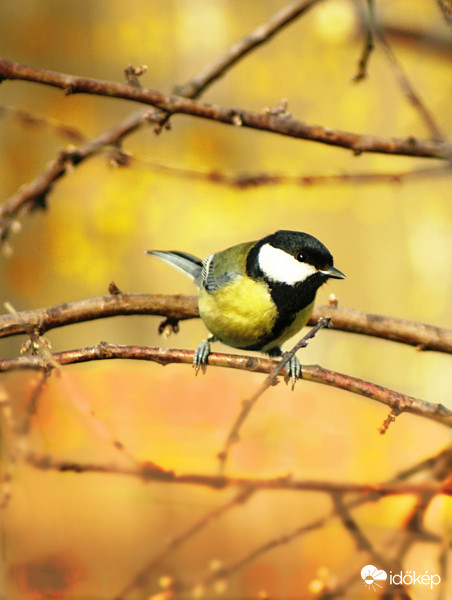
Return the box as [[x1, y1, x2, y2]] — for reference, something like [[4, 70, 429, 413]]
[[0, 293, 198, 338], [1, 60, 451, 159], [1, 295, 451, 355], [310, 305, 452, 353], [1, 344, 451, 427]]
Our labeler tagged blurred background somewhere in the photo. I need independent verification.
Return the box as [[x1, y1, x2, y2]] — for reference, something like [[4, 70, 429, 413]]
[[0, 0, 451, 598]]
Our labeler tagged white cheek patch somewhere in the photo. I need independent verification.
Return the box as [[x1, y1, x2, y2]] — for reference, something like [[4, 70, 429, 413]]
[[258, 243, 317, 284]]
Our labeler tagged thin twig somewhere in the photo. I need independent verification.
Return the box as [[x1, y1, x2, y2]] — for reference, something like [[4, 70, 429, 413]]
[[0, 105, 87, 142], [115, 487, 255, 600], [130, 156, 452, 188], [24, 452, 448, 495], [174, 454, 449, 599], [353, 0, 376, 81], [175, 0, 322, 98], [354, 0, 445, 142], [186, 517, 327, 598], [0, 110, 146, 244], [0, 1, 320, 243], [375, 26, 445, 141], [382, 22, 452, 51], [3, 105, 452, 188], [217, 318, 331, 473], [19, 445, 451, 598]]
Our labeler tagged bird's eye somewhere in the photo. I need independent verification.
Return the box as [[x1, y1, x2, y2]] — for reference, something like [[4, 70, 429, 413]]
[[297, 252, 305, 262]]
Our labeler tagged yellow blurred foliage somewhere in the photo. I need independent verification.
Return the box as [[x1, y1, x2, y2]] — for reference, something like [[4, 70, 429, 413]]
[[0, 0, 451, 598]]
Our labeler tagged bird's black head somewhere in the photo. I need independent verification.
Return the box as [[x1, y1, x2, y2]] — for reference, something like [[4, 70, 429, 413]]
[[247, 230, 345, 287], [244, 230, 345, 351]]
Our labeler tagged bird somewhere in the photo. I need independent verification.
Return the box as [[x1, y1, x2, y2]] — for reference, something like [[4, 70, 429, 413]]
[[147, 230, 345, 385]]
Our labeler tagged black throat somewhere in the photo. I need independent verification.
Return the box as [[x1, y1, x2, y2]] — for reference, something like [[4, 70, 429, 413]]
[[246, 242, 325, 345]]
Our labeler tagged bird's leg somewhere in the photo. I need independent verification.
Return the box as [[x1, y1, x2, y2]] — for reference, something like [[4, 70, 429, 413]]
[[193, 334, 217, 374], [286, 354, 302, 390]]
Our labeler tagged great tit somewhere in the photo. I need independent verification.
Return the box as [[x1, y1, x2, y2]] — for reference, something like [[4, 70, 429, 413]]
[[147, 230, 345, 384]]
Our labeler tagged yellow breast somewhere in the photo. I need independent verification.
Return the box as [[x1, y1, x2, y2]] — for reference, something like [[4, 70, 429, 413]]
[[198, 275, 278, 349]]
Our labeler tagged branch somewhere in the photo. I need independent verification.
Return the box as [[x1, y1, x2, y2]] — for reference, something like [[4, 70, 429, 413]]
[[217, 318, 332, 473], [1, 343, 451, 427], [0, 1, 321, 244], [128, 158, 452, 188], [310, 305, 452, 353], [353, 0, 376, 81], [0, 293, 198, 338], [116, 487, 255, 599], [175, 0, 322, 97], [22, 446, 450, 599], [0, 105, 87, 142], [375, 25, 445, 141], [25, 452, 448, 495], [1, 61, 451, 160], [0, 110, 147, 244], [1, 294, 452, 354]]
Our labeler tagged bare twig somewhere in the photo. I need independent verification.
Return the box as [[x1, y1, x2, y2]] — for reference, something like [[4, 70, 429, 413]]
[[1, 61, 451, 161], [437, 0, 452, 25], [378, 407, 401, 434], [171, 456, 448, 599], [17, 441, 452, 599], [24, 452, 449, 495], [0, 105, 87, 142], [217, 318, 331, 473], [354, 1, 445, 141], [186, 516, 328, 598], [131, 157, 452, 188], [4, 106, 452, 190], [115, 487, 255, 600], [0, 110, 147, 243], [353, 0, 376, 81], [0, 343, 451, 428], [331, 493, 400, 578], [175, 0, 322, 97], [2, 295, 452, 355], [0, 2, 322, 243], [375, 27, 445, 141]]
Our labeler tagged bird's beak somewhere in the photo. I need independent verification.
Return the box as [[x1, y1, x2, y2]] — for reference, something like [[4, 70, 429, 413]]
[[319, 266, 346, 279]]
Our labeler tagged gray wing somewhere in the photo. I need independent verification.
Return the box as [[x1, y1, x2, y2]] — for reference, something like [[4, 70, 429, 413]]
[[201, 253, 240, 292]]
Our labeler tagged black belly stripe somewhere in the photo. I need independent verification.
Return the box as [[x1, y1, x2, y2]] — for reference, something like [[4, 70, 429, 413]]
[[245, 240, 327, 352]]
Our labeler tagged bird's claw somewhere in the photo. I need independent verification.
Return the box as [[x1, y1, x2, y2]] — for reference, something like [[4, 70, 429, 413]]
[[285, 354, 302, 390], [193, 338, 212, 374]]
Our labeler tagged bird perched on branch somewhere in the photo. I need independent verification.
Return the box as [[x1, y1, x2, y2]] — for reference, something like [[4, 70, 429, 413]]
[[147, 230, 345, 385]]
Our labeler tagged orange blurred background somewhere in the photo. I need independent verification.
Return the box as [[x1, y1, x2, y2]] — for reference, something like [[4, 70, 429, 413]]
[[0, 1, 451, 598]]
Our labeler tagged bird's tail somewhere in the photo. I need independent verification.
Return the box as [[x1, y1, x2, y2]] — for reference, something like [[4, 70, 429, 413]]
[[146, 250, 203, 285]]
